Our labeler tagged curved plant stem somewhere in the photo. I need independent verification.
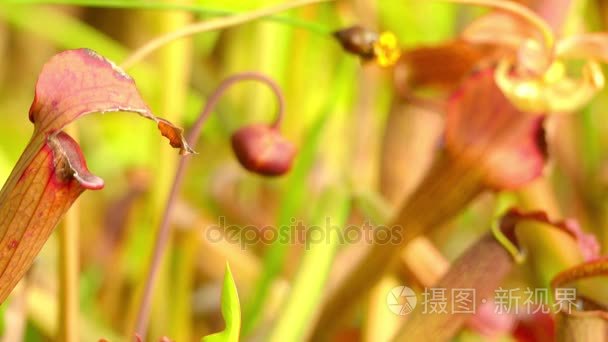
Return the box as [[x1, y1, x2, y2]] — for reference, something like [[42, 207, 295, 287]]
[[134, 72, 285, 339], [491, 217, 526, 263], [120, 0, 334, 69], [443, 0, 555, 49]]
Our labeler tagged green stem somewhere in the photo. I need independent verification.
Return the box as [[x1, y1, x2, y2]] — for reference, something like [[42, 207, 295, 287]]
[[311, 153, 485, 339], [146, 5, 192, 340], [8, 0, 332, 35], [120, 0, 334, 69], [58, 126, 80, 342], [268, 190, 350, 341]]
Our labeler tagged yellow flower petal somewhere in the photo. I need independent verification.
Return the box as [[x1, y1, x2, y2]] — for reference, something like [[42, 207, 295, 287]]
[[543, 61, 604, 113], [373, 32, 401, 67], [495, 58, 605, 113]]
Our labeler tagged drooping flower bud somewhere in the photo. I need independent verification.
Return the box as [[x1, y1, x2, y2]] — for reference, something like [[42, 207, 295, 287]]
[[231, 124, 296, 176], [333, 26, 379, 60], [333, 26, 401, 67]]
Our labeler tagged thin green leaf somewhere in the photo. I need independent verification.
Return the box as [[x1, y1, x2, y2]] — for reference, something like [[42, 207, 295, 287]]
[[202, 263, 241, 342]]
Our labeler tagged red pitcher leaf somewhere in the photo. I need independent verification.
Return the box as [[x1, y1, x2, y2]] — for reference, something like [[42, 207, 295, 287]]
[[314, 70, 544, 337], [558, 219, 601, 262], [500, 209, 601, 261], [0, 49, 193, 302], [49, 132, 104, 190], [445, 68, 547, 189], [512, 311, 555, 342], [552, 258, 608, 340], [392, 41, 498, 95], [28, 48, 194, 155], [0, 132, 99, 302], [394, 209, 592, 341], [502, 210, 606, 309], [551, 257, 608, 291], [394, 233, 516, 341], [467, 299, 516, 338], [556, 310, 608, 342]]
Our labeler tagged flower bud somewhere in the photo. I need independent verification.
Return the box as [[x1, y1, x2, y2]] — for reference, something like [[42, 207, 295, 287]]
[[333, 26, 379, 60], [231, 124, 296, 176]]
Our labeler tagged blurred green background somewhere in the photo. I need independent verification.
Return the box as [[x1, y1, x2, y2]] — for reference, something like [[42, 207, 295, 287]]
[[0, 0, 607, 341]]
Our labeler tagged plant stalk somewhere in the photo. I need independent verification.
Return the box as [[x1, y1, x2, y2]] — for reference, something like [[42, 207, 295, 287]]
[[394, 233, 515, 341], [312, 152, 484, 338], [57, 125, 80, 342]]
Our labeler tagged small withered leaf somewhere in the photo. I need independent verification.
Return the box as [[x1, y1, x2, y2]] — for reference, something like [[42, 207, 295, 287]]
[[157, 119, 195, 155]]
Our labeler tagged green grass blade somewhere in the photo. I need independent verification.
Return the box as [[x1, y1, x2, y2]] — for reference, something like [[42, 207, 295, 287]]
[[269, 188, 350, 341], [201, 263, 241, 342]]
